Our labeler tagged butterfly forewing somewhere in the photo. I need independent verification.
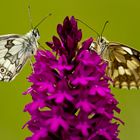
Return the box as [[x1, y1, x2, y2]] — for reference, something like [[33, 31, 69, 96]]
[[0, 30, 39, 82]]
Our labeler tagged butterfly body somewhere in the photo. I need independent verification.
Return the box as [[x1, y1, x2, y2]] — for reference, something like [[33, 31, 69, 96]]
[[90, 37, 140, 89], [0, 29, 40, 82]]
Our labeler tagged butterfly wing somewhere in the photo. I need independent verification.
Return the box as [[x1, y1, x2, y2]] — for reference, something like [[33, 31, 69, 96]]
[[0, 34, 31, 81], [104, 42, 140, 89]]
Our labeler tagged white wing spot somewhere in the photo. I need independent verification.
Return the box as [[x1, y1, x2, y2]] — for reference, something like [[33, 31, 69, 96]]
[[125, 69, 131, 76], [114, 81, 120, 88], [3, 75, 11, 82], [113, 69, 119, 79], [127, 60, 137, 70], [0, 58, 5, 65], [9, 44, 23, 55], [130, 81, 137, 89], [121, 82, 128, 89], [118, 66, 125, 75], [0, 49, 8, 59], [131, 57, 140, 67], [8, 64, 16, 73], [18, 49, 25, 58], [122, 47, 133, 55], [3, 59, 11, 68], [0, 40, 7, 47]]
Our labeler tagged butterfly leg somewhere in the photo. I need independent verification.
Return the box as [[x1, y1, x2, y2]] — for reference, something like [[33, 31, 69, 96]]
[[29, 58, 34, 73]]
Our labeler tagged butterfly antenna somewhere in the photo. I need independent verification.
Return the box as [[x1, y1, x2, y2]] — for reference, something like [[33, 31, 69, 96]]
[[29, 58, 34, 73], [34, 13, 52, 29], [100, 21, 109, 38], [76, 18, 100, 37], [28, 1, 33, 29]]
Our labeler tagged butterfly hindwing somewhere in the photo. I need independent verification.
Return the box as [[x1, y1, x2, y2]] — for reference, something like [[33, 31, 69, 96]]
[[106, 43, 140, 89]]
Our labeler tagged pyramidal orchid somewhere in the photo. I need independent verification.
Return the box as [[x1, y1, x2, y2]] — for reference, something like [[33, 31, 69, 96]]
[[24, 16, 121, 140]]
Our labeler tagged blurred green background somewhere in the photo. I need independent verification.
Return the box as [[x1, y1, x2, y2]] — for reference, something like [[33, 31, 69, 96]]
[[0, 0, 140, 139]]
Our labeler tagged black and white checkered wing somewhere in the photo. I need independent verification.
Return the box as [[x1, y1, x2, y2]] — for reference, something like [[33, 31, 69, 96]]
[[106, 42, 140, 89], [0, 35, 31, 82]]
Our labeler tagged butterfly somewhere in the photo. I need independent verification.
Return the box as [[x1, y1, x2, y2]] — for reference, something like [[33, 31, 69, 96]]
[[0, 9, 51, 82], [0, 28, 40, 82], [77, 19, 140, 89], [89, 36, 140, 89]]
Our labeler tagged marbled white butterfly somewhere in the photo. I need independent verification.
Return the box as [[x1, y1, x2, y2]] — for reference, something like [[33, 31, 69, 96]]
[[0, 9, 51, 82], [78, 20, 140, 89]]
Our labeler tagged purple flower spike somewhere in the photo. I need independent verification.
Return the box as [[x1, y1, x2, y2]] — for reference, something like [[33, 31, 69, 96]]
[[24, 16, 121, 140]]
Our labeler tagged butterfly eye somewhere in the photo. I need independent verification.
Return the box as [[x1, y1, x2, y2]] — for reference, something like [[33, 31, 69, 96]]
[[100, 38, 104, 43], [0, 67, 6, 74], [31, 50, 34, 54], [33, 29, 40, 39], [33, 32, 37, 37]]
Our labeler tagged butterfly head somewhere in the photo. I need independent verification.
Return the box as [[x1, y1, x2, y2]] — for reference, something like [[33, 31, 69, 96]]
[[27, 28, 40, 40], [32, 28, 40, 40], [97, 36, 108, 46], [90, 37, 109, 55], [25, 29, 40, 55]]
